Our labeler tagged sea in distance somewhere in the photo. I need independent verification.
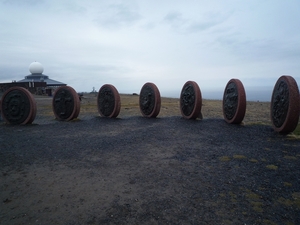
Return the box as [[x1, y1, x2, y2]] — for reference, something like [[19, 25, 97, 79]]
[[162, 86, 273, 102]]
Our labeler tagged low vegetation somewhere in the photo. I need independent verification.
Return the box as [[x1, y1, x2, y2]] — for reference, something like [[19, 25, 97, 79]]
[[33, 93, 300, 136]]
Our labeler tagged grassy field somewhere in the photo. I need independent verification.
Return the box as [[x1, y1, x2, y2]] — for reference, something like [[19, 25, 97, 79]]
[[78, 93, 272, 123], [86, 93, 300, 135], [5, 92, 300, 136]]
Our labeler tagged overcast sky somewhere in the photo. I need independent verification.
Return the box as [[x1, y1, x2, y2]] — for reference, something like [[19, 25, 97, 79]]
[[0, 0, 299, 101]]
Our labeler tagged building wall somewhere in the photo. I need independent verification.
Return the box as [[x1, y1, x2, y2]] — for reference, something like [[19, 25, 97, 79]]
[[0, 82, 47, 94]]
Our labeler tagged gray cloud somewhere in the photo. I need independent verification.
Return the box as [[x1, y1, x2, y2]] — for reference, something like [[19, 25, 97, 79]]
[[139, 21, 156, 30], [1, 0, 87, 16], [164, 11, 184, 23], [53, 2, 86, 15], [2, 0, 44, 6], [1, 0, 299, 100], [0, 66, 27, 82], [94, 3, 142, 29], [163, 10, 232, 33], [187, 20, 225, 33], [216, 35, 300, 63], [163, 11, 186, 29], [58, 63, 132, 76]]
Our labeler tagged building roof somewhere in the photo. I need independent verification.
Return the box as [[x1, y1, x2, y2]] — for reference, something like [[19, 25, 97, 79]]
[[17, 74, 66, 86]]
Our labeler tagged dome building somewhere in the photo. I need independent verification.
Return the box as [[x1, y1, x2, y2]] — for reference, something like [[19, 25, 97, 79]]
[[18, 62, 66, 87], [17, 62, 66, 95]]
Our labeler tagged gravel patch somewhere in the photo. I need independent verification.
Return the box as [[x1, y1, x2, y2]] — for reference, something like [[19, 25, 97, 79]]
[[0, 117, 300, 224]]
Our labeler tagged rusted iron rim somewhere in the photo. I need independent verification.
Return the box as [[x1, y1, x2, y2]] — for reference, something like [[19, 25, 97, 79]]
[[1, 87, 36, 125], [97, 84, 121, 118], [270, 75, 300, 133], [139, 82, 161, 118], [52, 86, 80, 121], [180, 81, 202, 120], [223, 79, 246, 124]]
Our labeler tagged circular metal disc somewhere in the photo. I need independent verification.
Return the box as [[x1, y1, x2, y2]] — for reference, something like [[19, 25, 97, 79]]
[[27, 95, 37, 124], [139, 82, 161, 118], [270, 75, 300, 133], [52, 86, 80, 121], [0, 99, 2, 121], [1, 87, 37, 125], [223, 79, 246, 124], [97, 84, 121, 118], [180, 81, 202, 119]]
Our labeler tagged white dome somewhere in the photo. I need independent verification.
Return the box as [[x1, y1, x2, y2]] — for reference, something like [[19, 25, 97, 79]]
[[29, 62, 44, 74]]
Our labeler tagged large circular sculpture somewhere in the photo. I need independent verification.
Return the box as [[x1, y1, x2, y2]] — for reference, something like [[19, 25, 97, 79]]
[[222, 79, 246, 124], [52, 86, 80, 121], [270, 75, 300, 133], [1, 87, 37, 124], [97, 84, 121, 118], [139, 82, 161, 118], [180, 81, 202, 119]]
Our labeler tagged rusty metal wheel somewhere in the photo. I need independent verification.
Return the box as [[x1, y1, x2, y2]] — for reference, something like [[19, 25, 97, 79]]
[[139, 82, 161, 118], [270, 75, 300, 133], [223, 79, 246, 124], [97, 84, 121, 118], [27, 95, 37, 124], [1, 87, 37, 125], [52, 86, 80, 121], [180, 81, 202, 120]]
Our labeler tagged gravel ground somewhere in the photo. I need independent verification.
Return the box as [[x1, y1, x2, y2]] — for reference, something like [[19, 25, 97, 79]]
[[1, 115, 300, 224]]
